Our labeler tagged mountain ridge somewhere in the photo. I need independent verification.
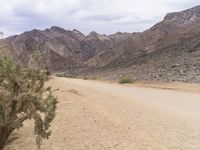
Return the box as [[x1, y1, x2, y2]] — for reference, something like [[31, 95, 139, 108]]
[[1, 5, 200, 82]]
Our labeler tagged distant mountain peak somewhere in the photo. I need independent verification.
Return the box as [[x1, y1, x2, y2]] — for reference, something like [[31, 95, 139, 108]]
[[50, 26, 67, 33], [72, 29, 85, 40], [86, 31, 110, 41], [186, 5, 200, 13], [88, 31, 98, 36], [164, 5, 200, 24], [72, 29, 81, 32]]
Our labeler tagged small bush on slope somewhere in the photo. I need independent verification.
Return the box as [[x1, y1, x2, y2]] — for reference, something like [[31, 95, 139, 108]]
[[119, 77, 134, 84]]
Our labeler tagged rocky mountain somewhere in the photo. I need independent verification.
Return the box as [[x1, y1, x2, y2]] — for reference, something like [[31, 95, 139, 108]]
[[84, 6, 200, 83], [1, 5, 200, 82], [90, 5, 200, 69], [0, 25, 137, 69], [90, 25, 200, 83], [0, 26, 87, 71], [80, 31, 112, 60]]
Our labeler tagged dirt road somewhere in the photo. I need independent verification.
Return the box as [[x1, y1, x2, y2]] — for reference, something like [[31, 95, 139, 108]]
[[5, 77, 200, 150]]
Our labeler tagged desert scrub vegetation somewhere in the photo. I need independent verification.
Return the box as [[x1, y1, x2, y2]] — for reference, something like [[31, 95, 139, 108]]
[[83, 77, 89, 80], [0, 54, 57, 149], [119, 77, 134, 84], [83, 77, 97, 80]]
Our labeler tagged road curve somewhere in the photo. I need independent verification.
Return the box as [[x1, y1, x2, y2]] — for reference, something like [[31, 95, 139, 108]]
[[5, 77, 200, 150]]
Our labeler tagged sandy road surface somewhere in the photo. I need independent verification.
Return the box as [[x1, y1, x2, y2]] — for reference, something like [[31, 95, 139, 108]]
[[5, 77, 200, 150]]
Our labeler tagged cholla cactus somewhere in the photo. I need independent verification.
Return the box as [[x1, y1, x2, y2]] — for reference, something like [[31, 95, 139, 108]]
[[0, 54, 57, 149]]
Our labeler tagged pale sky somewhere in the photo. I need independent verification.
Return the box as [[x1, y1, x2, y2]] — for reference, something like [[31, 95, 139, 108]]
[[0, 0, 199, 37]]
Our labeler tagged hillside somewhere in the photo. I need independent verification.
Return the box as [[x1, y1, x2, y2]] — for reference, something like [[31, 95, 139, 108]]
[[1, 5, 200, 82]]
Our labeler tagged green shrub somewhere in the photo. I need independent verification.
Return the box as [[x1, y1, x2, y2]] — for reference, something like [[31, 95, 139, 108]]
[[119, 77, 134, 84], [83, 77, 89, 80], [0, 54, 57, 149], [90, 77, 97, 80]]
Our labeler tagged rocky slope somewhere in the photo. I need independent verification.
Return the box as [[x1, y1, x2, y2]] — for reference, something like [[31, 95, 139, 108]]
[[0, 26, 87, 71], [88, 25, 200, 83], [90, 5, 200, 69], [1, 5, 200, 82], [82, 5, 200, 83]]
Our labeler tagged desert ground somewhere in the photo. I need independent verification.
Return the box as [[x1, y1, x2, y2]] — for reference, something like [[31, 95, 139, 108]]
[[4, 77, 200, 150]]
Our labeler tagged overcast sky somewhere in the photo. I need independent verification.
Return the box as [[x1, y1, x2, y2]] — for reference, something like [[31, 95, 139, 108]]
[[0, 0, 199, 37]]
